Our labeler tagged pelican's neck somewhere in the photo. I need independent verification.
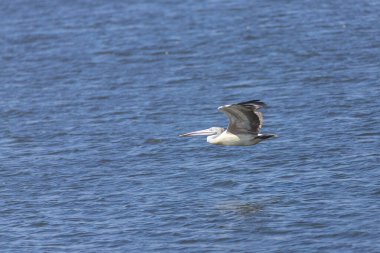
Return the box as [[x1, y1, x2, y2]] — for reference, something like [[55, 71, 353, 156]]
[[206, 133, 221, 143], [206, 128, 225, 144]]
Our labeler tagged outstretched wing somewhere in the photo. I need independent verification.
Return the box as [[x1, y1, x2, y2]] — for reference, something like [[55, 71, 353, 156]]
[[218, 100, 265, 135]]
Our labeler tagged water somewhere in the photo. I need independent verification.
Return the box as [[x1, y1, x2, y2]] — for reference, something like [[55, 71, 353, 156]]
[[1, 0, 380, 252]]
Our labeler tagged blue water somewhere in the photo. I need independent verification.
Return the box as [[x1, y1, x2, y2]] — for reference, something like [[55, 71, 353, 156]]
[[1, 0, 380, 252]]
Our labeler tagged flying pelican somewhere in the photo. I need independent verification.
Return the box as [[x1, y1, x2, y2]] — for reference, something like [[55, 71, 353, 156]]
[[180, 100, 277, 146]]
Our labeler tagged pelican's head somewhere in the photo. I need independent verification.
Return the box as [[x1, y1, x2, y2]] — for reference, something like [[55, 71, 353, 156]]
[[179, 127, 224, 137]]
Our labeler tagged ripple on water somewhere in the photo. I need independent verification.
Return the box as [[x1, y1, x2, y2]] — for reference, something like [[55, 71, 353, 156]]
[[144, 138, 162, 144], [216, 201, 264, 216]]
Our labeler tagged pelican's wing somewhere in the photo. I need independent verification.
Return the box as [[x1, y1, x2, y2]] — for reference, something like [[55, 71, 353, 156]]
[[218, 100, 265, 135]]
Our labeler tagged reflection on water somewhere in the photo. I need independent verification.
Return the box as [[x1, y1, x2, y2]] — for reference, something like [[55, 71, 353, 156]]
[[217, 201, 264, 216]]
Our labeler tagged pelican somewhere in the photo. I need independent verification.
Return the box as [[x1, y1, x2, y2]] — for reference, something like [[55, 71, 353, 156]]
[[180, 100, 277, 146]]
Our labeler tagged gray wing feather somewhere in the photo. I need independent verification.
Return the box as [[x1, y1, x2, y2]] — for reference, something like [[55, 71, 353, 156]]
[[218, 100, 264, 135]]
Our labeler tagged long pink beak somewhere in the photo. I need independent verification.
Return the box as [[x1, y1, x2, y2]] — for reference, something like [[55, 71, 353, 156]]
[[179, 129, 215, 137]]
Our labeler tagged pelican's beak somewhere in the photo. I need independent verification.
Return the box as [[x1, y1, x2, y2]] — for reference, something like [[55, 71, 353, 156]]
[[179, 128, 215, 137]]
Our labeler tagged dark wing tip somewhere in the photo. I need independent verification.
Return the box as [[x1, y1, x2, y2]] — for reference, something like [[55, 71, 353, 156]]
[[237, 99, 266, 108]]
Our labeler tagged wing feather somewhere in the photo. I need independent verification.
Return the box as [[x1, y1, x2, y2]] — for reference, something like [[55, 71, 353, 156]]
[[218, 100, 265, 135]]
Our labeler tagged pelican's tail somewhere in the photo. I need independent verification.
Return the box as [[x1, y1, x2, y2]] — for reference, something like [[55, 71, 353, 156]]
[[257, 134, 277, 140]]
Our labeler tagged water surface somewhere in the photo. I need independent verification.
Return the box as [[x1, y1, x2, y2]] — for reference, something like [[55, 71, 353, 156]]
[[1, 0, 380, 252]]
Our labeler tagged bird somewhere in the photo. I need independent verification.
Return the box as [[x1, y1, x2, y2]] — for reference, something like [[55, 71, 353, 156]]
[[179, 100, 277, 146]]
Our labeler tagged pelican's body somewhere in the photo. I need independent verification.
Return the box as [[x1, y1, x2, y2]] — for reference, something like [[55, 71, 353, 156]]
[[208, 132, 263, 146], [180, 100, 276, 146]]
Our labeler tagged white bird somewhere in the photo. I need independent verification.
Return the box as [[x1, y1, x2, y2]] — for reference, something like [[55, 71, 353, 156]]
[[180, 100, 277, 146]]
